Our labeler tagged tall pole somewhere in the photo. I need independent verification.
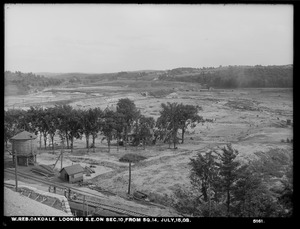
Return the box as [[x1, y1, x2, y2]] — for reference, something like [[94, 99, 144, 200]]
[[86, 201, 89, 216], [82, 195, 85, 216], [30, 136, 33, 165], [61, 140, 64, 170], [128, 162, 131, 194], [14, 142, 18, 192], [208, 184, 211, 217]]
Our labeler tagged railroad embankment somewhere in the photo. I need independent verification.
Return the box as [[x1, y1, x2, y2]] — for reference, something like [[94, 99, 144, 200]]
[[4, 180, 73, 216]]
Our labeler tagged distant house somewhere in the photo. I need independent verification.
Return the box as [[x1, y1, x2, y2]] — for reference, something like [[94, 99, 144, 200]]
[[60, 164, 84, 183]]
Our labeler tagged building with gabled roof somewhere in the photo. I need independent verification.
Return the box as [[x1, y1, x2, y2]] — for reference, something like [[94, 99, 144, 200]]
[[59, 164, 84, 183]]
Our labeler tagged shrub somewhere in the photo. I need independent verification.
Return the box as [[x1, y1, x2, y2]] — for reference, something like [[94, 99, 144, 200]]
[[147, 192, 174, 207]]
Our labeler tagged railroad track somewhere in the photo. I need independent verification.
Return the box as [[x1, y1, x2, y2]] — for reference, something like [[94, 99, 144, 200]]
[[4, 168, 154, 217]]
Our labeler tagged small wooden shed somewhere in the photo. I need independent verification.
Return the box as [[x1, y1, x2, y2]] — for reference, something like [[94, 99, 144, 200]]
[[10, 131, 37, 166], [60, 164, 84, 183]]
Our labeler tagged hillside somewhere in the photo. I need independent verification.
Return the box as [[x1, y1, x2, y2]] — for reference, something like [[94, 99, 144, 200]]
[[159, 65, 293, 88], [4, 71, 64, 96], [5, 65, 293, 96]]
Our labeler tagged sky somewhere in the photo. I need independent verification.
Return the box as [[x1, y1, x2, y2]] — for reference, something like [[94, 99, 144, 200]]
[[5, 4, 293, 74]]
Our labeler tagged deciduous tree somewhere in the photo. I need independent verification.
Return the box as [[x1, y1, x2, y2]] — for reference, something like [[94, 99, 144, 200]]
[[89, 108, 103, 151], [66, 109, 82, 153], [134, 115, 155, 149], [178, 104, 203, 144], [101, 109, 118, 153], [45, 107, 59, 152], [116, 98, 139, 150], [55, 105, 74, 149], [79, 109, 94, 152], [157, 102, 181, 149]]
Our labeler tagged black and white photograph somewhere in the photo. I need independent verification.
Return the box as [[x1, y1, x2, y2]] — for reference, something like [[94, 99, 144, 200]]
[[4, 3, 293, 221]]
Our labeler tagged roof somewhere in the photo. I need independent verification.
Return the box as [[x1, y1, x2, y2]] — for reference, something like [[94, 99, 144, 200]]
[[60, 164, 84, 175], [10, 131, 37, 140]]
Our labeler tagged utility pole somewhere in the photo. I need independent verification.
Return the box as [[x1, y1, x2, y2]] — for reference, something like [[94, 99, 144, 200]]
[[208, 184, 211, 217], [30, 136, 33, 166], [86, 201, 89, 216], [14, 148, 18, 192], [61, 139, 64, 170], [128, 162, 131, 194], [82, 195, 85, 216]]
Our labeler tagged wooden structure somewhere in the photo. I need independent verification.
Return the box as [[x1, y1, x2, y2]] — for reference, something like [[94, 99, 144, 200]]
[[10, 131, 37, 166], [60, 164, 84, 183]]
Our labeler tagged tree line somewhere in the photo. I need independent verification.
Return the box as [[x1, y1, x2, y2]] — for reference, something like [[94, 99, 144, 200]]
[[5, 71, 64, 94], [158, 65, 293, 88], [172, 144, 293, 217], [4, 99, 203, 153]]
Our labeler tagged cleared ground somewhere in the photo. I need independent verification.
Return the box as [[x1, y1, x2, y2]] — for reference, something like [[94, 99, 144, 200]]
[[4, 81, 293, 213]]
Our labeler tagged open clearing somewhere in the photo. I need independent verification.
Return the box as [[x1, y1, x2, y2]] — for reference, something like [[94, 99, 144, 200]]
[[4, 81, 293, 214]]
